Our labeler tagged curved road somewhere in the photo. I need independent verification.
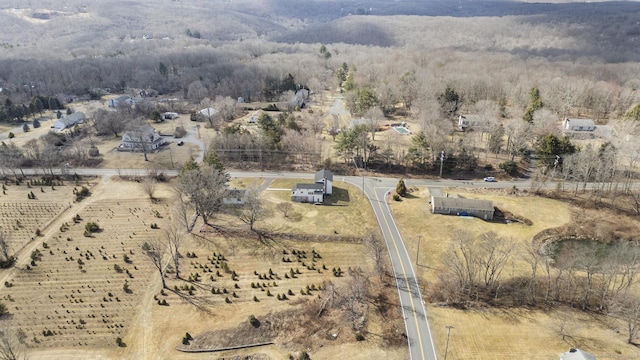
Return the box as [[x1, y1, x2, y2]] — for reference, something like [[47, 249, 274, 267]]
[[14, 167, 538, 359]]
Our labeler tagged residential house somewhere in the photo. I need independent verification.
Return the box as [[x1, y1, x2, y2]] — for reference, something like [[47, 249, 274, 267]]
[[120, 125, 165, 151], [560, 348, 597, 360], [162, 112, 179, 120], [108, 95, 133, 108], [431, 195, 494, 220], [290, 88, 309, 109], [223, 189, 247, 205], [291, 183, 324, 203], [458, 114, 482, 131], [563, 118, 595, 132], [315, 169, 333, 195], [53, 112, 85, 131]]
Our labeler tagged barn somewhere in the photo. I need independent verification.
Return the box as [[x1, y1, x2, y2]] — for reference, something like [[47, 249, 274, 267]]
[[431, 195, 494, 220]]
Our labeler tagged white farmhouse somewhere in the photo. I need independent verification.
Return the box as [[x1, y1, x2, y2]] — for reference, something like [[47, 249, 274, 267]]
[[291, 183, 324, 203]]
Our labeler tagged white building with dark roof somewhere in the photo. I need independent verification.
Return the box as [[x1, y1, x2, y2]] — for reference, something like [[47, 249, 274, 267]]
[[291, 183, 324, 203], [431, 195, 494, 220]]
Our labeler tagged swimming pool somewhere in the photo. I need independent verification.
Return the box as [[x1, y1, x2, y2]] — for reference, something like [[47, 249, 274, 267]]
[[394, 126, 411, 135]]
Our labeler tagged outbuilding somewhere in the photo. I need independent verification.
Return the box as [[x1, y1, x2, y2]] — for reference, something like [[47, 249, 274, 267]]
[[431, 195, 494, 220]]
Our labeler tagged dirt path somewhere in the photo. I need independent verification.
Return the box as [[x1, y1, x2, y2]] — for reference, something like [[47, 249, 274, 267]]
[[126, 272, 161, 359]]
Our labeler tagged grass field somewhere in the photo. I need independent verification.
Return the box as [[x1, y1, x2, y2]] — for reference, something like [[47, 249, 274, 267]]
[[0, 176, 404, 360], [389, 186, 640, 359]]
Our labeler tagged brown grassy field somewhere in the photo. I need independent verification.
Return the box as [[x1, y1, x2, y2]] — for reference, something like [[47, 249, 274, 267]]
[[0, 175, 404, 360], [389, 186, 640, 359]]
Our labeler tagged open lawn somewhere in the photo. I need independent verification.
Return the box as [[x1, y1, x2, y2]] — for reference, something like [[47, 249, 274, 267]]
[[389, 186, 640, 359], [263, 179, 379, 238]]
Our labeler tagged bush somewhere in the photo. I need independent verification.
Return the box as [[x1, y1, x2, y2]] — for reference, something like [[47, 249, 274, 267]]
[[84, 222, 99, 233], [7, 132, 14, 139], [88, 145, 100, 157], [392, 194, 401, 201], [249, 315, 259, 327], [174, 126, 187, 138], [75, 186, 90, 201], [355, 332, 365, 341], [116, 337, 126, 347], [499, 160, 519, 176], [396, 178, 407, 197], [0, 302, 7, 316], [33, 119, 41, 128], [22, 123, 30, 132]]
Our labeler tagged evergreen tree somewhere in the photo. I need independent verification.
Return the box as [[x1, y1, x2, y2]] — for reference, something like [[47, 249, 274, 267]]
[[23, 123, 30, 132], [396, 178, 407, 197], [33, 118, 40, 129]]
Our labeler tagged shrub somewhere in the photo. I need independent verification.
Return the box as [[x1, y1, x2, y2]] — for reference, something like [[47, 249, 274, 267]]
[[249, 315, 259, 327], [84, 222, 99, 233], [7, 132, 14, 139], [355, 332, 365, 341], [396, 178, 407, 197], [0, 302, 7, 316], [88, 146, 100, 157], [22, 123, 30, 132], [33, 119, 41, 128], [174, 126, 187, 138], [75, 186, 91, 201], [116, 337, 126, 347], [499, 160, 519, 176], [392, 194, 401, 201]]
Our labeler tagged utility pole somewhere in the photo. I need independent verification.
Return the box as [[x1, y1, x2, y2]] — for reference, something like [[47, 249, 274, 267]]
[[553, 155, 560, 175], [439, 150, 445, 178], [444, 325, 454, 360], [416, 235, 422, 265]]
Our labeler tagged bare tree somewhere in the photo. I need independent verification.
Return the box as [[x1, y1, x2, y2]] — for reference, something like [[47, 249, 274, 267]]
[[93, 108, 126, 137], [364, 233, 385, 280], [610, 295, 640, 344], [0, 325, 27, 360], [0, 143, 25, 179], [477, 232, 514, 288], [142, 239, 168, 288], [140, 175, 157, 200], [0, 232, 14, 269], [238, 187, 266, 231], [276, 202, 293, 218], [175, 164, 230, 229], [164, 225, 184, 280]]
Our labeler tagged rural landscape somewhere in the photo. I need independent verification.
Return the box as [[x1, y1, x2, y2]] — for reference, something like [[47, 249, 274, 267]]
[[2, 0, 640, 359]]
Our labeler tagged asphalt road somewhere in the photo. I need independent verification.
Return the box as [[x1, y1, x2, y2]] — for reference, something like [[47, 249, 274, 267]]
[[361, 177, 437, 360], [7, 167, 587, 360]]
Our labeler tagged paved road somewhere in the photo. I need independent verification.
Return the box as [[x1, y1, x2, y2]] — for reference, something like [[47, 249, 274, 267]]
[[9, 167, 609, 360], [362, 178, 437, 360]]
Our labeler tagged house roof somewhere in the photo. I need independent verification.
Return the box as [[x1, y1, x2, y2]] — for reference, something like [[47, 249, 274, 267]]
[[315, 169, 334, 182], [199, 108, 219, 117], [565, 118, 595, 127], [54, 112, 85, 128], [432, 196, 494, 212], [293, 183, 324, 191], [560, 348, 597, 360]]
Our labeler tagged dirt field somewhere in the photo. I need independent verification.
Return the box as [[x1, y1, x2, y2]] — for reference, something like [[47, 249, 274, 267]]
[[389, 186, 640, 359], [0, 175, 404, 360]]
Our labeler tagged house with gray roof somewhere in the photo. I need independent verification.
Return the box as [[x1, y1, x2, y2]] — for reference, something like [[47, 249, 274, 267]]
[[563, 118, 595, 132], [53, 112, 86, 131], [291, 169, 334, 203], [431, 194, 494, 220]]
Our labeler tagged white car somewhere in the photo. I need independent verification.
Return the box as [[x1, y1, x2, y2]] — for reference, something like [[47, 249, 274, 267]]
[[483, 177, 496, 182]]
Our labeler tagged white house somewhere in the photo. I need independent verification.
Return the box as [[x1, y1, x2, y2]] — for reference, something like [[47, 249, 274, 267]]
[[563, 118, 595, 132], [223, 189, 247, 205], [162, 112, 179, 120], [120, 125, 165, 150], [291, 183, 324, 203], [108, 95, 133, 108], [53, 112, 86, 131], [315, 169, 333, 195]]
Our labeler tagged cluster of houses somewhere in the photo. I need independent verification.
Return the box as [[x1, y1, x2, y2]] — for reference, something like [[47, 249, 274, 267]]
[[458, 114, 597, 133], [291, 169, 333, 204]]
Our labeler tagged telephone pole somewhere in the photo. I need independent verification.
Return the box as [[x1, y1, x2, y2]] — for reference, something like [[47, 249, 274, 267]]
[[416, 235, 422, 265], [444, 325, 454, 360], [439, 151, 445, 178]]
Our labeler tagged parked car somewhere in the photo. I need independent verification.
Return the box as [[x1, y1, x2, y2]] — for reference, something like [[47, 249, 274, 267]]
[[177, 141, 184, 146], [483, 177, 496, 182]]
